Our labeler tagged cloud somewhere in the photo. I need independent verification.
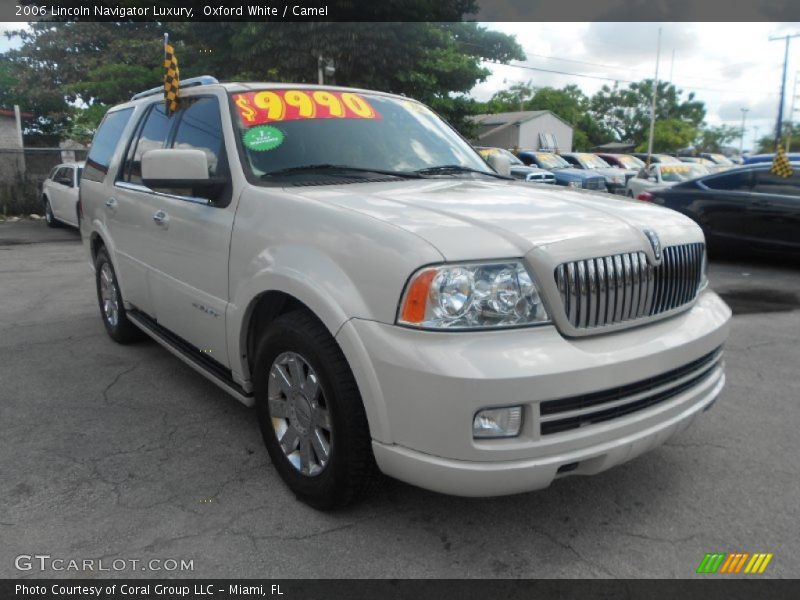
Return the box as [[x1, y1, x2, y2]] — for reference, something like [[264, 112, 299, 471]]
[[718, 96, 779, 122], [581, 22, 699, 66]]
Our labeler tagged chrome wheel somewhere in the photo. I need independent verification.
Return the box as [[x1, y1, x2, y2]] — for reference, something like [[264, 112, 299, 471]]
[[44, 200, 53, 224], [268, 351, 332, 476], [99, 262, 119, 327]]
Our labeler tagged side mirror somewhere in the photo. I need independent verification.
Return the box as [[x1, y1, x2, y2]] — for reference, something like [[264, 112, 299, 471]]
[[486, 153, 511, 177], [142, 149, 225, 199]]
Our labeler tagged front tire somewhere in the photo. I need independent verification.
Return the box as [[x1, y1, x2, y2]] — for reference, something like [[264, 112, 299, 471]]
[[94, 248, 144, 344], [253, 310, 379, 509], [43, 197, 59, 228]]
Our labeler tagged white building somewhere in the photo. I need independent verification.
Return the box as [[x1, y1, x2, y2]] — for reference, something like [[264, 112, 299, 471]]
[[470, 110, 574, 153]]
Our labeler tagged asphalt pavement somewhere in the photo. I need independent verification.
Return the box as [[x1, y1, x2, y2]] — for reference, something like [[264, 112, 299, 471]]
[[1, 219, 798, 578]]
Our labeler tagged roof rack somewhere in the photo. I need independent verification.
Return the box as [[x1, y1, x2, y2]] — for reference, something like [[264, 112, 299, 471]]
[[131, 76, 220, 101]]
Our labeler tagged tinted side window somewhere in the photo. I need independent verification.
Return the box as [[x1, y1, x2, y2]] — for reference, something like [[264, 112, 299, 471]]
[[170, 97, 227, 178], [703, 170, 752, 191], [751, 169, 800, 196], [84, 108, 134, 183], [123, 103, 172, 185]]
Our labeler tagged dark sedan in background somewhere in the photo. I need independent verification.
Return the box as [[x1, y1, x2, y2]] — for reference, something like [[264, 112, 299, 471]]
[[647, 163, 800, 257]]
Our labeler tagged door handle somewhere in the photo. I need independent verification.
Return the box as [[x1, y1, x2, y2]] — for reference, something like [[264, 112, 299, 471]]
[[105, 197, 117, 209], [153, 210, 169, 226]]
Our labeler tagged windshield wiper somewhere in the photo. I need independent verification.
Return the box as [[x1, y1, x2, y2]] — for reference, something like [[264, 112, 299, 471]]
[[414, 165, 510, 179], [261, 164, 423, 179]]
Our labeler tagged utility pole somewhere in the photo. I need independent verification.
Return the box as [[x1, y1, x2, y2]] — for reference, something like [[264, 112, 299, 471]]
[[646, 27, 662, 165], [787, 71, 799, 151], [769, 33, 800, 148], [739, 108, 749, 155]]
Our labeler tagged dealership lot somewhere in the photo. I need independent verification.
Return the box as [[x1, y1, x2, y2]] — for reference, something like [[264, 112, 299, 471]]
[[1, 220, 798, 579]]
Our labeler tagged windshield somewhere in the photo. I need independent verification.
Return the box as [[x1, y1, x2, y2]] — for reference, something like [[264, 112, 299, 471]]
[[659, 164, 702, 182], [707, 153, 734, 165], [534, 153, 570, 169], [617, 155, 644, 169], [574, 153, 611, 169], [656, 155, 683, 165], [230, 89, 493, 181]]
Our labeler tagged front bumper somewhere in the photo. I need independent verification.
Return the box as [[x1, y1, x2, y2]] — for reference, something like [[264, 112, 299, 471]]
[[336, 289, 731, 497]]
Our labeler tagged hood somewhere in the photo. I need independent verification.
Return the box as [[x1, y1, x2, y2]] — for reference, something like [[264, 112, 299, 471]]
[[510, 165, 549, 176], [290, 178, 702, 262]]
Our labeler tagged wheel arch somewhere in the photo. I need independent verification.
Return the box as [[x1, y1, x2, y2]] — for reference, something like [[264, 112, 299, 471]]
[[232, 280, 392, 444]]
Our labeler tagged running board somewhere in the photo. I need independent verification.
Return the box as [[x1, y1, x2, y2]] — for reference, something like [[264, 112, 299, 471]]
[[128, 310, 254, 407]]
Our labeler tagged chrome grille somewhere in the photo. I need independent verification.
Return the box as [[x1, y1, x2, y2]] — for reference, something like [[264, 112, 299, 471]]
[[584, 178, 605, 190], [554, 242, 705, 329]]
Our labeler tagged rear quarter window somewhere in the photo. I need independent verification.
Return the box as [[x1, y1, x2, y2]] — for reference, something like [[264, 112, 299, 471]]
[[83, 108, 134, 183]]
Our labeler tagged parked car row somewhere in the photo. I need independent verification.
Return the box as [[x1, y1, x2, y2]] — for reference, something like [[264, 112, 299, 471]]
[[475, 147, 718, 196], [476, 147, 555, 184]]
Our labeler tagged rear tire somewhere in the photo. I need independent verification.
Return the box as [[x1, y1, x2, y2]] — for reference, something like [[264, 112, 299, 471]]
[[43, 198, 59, 228], [253, 310, 380, 510], [94, 247, 144, 344]]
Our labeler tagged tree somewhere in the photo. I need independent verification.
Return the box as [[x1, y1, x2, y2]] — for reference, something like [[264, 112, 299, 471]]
[[3, 22, 164, 137], [589, 80, 705, 150], [481, 83, 614, 150], [695, 125, 741, 153], [755, 123, 800, 153], [2, 19, 523, 138], [636, 119, 697, 153]]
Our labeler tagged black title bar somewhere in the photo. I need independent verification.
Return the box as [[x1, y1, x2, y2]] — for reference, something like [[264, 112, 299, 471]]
[[2, 0, 800, 22], [2, 580, 800, 600]]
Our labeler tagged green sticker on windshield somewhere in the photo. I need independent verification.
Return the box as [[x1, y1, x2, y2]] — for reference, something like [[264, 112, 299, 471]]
[[243, 125, 284, 152]]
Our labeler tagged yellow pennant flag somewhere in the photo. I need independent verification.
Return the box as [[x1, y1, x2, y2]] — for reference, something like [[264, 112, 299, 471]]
[[163, 35, 180, 115], [770, 145, 793, 178]]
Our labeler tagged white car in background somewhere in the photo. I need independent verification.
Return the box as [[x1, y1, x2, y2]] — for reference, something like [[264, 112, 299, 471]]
[[626, 162, 709, 200], [42, 162, 84, 228]]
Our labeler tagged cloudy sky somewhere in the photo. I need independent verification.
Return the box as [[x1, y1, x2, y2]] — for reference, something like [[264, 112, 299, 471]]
[[2, 21, 799, 151], [477, 22, 800, 151]]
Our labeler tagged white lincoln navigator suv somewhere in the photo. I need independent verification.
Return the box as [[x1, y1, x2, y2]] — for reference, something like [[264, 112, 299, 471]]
[[80, 77, 731, 508]]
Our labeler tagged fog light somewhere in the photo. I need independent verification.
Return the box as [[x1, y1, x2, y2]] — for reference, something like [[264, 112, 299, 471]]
[[473, 406, 523, 438]]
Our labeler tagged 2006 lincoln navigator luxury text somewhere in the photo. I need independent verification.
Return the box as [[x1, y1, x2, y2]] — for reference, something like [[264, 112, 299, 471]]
[[79, 76, 731, 509]]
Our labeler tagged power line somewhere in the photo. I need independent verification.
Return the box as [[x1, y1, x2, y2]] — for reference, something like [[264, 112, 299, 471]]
[[485, 60, 780, 97], [522, 52, 738, 85]]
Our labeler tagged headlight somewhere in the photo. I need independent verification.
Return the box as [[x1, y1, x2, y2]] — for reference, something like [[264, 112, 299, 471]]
[[568, 181, 582, 189], [610, 175, 624, 184], [397, 261, 549, 329]]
